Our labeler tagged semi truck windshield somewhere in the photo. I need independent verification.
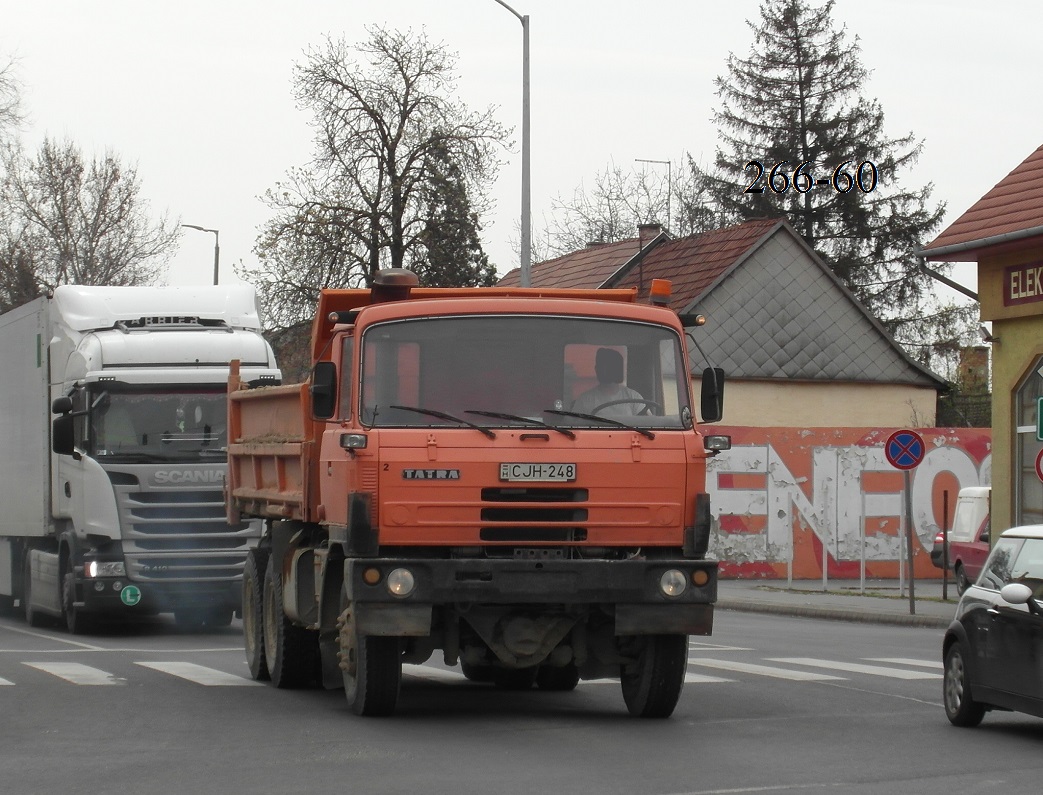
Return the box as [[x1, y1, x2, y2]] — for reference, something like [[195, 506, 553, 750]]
[[90, 387, 228, 459]]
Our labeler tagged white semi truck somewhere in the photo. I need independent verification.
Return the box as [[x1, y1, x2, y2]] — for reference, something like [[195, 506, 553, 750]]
[[0, 284, 280, 632]]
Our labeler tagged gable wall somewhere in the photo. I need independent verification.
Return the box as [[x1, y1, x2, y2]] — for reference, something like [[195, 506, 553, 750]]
[[697, 378, 937, 427]]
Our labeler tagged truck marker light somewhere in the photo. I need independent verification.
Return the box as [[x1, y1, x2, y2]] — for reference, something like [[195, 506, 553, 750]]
[[362, 567, 382, 586], [387, 568, 416, 598], [691, 569, 710, 587], [660, 569, 688, 597]]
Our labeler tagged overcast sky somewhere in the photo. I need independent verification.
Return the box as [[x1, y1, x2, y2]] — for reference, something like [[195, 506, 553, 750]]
[[3, 0, 1039, 299]]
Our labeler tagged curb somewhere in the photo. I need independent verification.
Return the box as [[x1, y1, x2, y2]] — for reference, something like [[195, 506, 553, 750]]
[[716, 599, 952, 629]]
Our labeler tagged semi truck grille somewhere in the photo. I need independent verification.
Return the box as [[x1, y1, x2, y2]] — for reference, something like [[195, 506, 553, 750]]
[[107, 470, 258, 583]]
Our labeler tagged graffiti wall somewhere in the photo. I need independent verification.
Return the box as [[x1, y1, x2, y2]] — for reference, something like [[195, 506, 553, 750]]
[[707, 428, 992, 580]]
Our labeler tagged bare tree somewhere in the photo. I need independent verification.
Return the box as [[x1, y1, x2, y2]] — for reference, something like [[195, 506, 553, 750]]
[[249, 26, 508, 328], [0, 138, 178, 309], [0, 56, 24, 146]]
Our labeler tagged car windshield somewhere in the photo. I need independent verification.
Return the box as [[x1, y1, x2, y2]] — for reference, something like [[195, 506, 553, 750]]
[[89, 387, 228, 461], [359, 315, 693, 430]]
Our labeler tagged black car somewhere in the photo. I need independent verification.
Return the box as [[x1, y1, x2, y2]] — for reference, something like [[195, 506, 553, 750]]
[[942, 525, 1043, 726]]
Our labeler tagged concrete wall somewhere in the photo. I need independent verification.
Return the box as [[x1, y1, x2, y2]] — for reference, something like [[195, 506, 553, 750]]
[[708, 380, 938, 428]]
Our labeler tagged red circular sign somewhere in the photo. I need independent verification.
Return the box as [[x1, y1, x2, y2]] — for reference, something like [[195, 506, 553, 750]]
[[1035, 448, 1043, 483], [885, 429, 926, 470]]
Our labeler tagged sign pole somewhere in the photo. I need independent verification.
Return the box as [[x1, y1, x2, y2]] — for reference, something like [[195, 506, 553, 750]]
[[904, 469, 916, 615]]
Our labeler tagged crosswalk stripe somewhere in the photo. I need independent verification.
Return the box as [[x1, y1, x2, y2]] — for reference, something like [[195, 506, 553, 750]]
[[688, 658, 844, 681], [25, 662, 123, 685], [770, 657, 941, 679], [136, 662, 263, 686], [866, 657, 943, 670]]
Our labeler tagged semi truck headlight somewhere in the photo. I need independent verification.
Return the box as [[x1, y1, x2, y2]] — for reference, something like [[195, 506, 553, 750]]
[[659, 569, 688, 598], [86, 561, 126, 578], [387, 568, 416, 598]]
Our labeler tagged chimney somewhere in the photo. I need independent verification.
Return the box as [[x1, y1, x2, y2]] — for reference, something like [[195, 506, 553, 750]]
[[638, 223, 663, 249], [958, 345, 990, 394]]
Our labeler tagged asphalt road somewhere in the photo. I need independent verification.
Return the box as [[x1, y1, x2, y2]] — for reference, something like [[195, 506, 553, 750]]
[[2, 608, 1042, 795]]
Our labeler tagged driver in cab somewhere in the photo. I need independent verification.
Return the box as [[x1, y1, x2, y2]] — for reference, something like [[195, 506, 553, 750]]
[[570, 348, 644, 416]]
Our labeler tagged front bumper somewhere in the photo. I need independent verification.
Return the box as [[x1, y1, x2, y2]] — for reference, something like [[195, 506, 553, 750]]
[[344, 556, 718, 636]]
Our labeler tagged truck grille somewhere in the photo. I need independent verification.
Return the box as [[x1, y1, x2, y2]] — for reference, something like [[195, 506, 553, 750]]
[[479, 486, 589, 543], [107, 469, 257, 583]]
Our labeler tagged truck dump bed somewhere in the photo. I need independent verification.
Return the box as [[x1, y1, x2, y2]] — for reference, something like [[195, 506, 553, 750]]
[[227, 361, 316, 524]]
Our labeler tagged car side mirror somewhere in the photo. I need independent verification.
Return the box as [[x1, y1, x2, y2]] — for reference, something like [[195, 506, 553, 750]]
[[1000, 582, 1043, 615]]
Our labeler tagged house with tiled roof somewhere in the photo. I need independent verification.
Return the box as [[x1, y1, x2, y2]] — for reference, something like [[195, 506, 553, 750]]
[[920, 142, 1043, 535], [501, 218, 947, 427]]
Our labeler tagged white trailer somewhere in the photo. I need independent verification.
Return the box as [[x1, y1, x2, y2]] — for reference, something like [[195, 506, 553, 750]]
[[0, 284, 280, 632]]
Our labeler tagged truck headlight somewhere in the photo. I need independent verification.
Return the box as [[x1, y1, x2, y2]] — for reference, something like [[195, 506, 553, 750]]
[[86, 561, 126, 578], [386, 568, 416, 598], [659, 569, 688, 598]]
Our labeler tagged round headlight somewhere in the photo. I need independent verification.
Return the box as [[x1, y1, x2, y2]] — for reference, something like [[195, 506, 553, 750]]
[[659, 569, 688, 598], [387, 568, 416, 598]]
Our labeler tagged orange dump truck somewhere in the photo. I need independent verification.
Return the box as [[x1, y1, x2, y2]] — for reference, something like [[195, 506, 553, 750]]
[[226, 270, 730, 717]]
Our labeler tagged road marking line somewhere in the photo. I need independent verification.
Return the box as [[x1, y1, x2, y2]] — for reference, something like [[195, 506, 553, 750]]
[[688, 658, 844, 681], [403, 665, 465, 682], [136, 662, 263, 686], [25, 662, 123, 685], [770, 657, 940, 679], [865, 657, 943, 670]]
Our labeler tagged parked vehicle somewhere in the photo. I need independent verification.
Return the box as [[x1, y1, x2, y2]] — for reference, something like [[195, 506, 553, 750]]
[[0, 285, 280, 632], [942, 524, 1043, 726], [947, 486, 991, 593], [227, 269, 729, 717]]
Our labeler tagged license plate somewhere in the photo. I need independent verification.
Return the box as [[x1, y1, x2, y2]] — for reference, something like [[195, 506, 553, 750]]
[[499, 463, 576, 482]]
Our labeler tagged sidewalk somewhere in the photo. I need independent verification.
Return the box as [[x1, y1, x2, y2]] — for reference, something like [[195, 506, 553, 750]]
[[716, 577, 959, 628]]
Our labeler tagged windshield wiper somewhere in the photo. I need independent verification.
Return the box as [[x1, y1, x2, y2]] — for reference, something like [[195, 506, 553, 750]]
[[545, 409, 655, 440], [465, 410, 576, 439], [390, 405, 496, 439]]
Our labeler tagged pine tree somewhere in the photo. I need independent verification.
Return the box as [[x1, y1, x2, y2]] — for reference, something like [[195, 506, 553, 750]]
[[690, 0, 970, 352], [413, 139, 497, 287]]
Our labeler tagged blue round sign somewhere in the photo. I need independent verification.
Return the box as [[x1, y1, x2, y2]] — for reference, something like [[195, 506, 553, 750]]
[[885, 429, 925, 470]]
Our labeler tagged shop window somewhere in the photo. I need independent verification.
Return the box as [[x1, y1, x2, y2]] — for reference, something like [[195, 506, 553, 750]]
[[1015, 355, 1043, 525]]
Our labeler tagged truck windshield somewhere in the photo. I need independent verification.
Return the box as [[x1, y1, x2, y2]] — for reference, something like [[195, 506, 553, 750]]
[[359, 315, 693, 430], [89, 387, 228, 461]]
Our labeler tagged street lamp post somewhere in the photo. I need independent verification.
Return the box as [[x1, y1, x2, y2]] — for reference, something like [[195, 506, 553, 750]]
[[493, 0, 531, 287], [181, 224, 220, 285]]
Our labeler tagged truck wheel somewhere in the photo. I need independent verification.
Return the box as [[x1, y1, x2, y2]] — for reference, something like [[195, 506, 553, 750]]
[[242, 550, 269, 681], [263, 556, 318, 688], [342, 631, 402, 717], [23, 555, 46, 628], [536, 664, 580, 691], [62, 570, 93, 635], [620, 634, 688, 718], [339, 594, 401, 716]]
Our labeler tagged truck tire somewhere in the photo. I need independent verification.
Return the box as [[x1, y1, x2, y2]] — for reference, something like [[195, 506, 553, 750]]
[[62, 570, 93, 635], [242, 549, 270, 681], [620, 634, 688, 718], [342, 632, 402, 717], [263, 556, 318, 688]]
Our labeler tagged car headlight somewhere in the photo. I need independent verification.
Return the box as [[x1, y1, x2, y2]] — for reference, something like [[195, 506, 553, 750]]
[[86, 561, 126, 578]]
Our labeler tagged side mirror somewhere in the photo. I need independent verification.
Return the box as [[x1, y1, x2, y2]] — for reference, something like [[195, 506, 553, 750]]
[[52, 413, 75, 456], [52, 395, 73, 414], [311, 361, 338, 419], [700, 367, 725, 423]]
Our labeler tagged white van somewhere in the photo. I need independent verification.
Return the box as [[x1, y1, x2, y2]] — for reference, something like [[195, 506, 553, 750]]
[[946, 486, 992, 593]]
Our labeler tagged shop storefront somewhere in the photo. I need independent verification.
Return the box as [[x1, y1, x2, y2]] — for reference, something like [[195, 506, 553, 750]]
[[921, 144, 1043, 534]]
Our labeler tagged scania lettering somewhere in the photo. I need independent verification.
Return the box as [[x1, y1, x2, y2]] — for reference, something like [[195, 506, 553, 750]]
[[0, 285, 280, 633]]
